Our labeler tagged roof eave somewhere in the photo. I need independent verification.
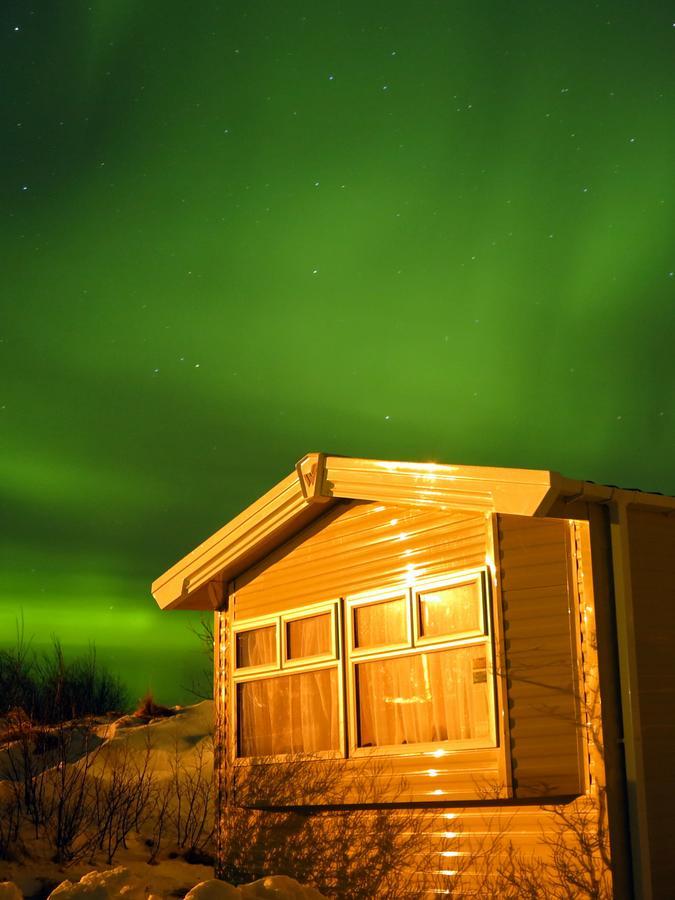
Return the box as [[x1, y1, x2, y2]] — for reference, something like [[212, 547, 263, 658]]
[[151, 453, 333, 610], [153, 453, 566, 611]]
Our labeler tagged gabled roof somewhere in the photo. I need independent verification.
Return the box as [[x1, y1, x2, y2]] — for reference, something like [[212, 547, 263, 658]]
[[151, 452, 675, 611]]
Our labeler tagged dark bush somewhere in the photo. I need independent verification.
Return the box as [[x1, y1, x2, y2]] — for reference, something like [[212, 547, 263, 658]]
[[132, 692, 175, 718], [0, 625, 129, 724]]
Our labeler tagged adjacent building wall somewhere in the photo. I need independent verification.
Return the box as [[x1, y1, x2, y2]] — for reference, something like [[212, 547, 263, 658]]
[[626, 507, 675, 899]]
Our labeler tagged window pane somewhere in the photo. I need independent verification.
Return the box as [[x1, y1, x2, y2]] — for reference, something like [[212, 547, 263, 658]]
[[286, 612, 332, 660], [237, 668, 339, 757], [353, 597, 408, 649], [418, 579, 483, 640], [236, 625, 276, 669], [355, 646, 491, 748]]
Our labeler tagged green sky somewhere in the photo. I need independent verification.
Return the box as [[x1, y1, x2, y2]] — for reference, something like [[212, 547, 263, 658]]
[[2, 1, 673, 704]]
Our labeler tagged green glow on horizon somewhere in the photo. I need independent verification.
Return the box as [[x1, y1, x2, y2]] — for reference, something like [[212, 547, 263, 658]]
[[1, 1, 673, 702]]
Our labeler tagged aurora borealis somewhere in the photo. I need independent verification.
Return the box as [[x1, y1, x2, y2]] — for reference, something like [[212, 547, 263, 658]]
[[2, 2, 673, 704]]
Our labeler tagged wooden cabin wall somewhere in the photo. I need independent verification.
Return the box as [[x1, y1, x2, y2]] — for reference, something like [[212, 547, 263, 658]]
[[233, 499, 488, 618], [214, 501, 607, 896], [497, 514, 584, 798], [627, 507, 675, 899], [217, 800, 607, 897], [233, 500, 505, 801]]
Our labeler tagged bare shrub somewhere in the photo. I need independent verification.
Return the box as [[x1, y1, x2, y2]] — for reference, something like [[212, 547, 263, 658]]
[[1, 693, 219, 870], [169, 736, 215, 857], [219, 756, 441, 899], [37, 724, 103, 863], [89, 735, 157, 865], [0, 793, 21, 859], [145, 779, 172, 865], [184, 613, 214, 701], [0, 621, 128, 725], [133, 693, 175, 719]]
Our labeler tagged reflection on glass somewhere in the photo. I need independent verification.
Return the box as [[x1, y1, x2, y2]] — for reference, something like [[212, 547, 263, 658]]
[[353, 597, 407, 649], [286, 612, 332, 660], [418, 579, 482, 639], [356, 645, 491, 748], [235, 625, 276, 668], [237, 668, 338, 756]]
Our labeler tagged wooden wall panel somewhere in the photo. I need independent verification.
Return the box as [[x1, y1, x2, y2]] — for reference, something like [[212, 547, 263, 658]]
[[216, 504, 607, 896], [627, 508, 675, 899], [498, 514, 583, 798], [217, 799, 607, 897], [234, 500, 488, 619], [232, 501, 500, 803]]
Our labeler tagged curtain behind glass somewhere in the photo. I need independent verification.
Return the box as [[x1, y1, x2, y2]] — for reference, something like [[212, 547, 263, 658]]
[[236, 625, 276, 668], [237, 668, 339, 756], [238, 611, 338, 757], [356, 645, 490, 748], [353, 597, 407, 649], [286, 612, 331, 660]]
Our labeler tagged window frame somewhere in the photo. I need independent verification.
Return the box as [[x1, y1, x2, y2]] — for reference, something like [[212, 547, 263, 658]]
[[346, 586, 412, 658], [230, 600, 344, 765], [232, 615, 280, 676], [282, 604, 338, 670], [345, 567, 498, 759], [413, 569, 488, 647], [230, 567, 498, 765]]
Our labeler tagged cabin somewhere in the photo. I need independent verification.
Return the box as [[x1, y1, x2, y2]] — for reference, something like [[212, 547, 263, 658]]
[[151, 453, 675, 899]]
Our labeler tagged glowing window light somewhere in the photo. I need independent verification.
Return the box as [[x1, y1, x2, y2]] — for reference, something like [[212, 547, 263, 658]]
[[384, 694, 428, 705]]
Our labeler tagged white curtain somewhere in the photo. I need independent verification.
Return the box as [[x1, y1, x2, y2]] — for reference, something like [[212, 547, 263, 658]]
[[354, 597, 407, 649], [287, 612, 331, 660], [238, 669, 338, 757], [419, 581, 480, 639], [238, 614, 338, 757], [236, 625, 276, 668], [356, 646, 490, 748]]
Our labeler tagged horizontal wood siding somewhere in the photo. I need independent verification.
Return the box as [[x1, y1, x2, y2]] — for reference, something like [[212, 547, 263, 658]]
[[627, 508, 675, 898], [216, 504, 607, 896], [234, 500, 488, 619], [498, 514, 583, 798], [233, 501, 500, 803], [218, 798, 607, 897]]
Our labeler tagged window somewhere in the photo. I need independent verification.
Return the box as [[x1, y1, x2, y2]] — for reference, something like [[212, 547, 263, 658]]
[[232, 603, 341, 759], [346, 570, 495, 755], [232, 569, 496, 762]]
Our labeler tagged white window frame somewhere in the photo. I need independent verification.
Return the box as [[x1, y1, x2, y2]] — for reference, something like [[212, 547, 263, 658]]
[[231, 600, 344, 764], [413, 569, 488, 647], [346, 586, 412, 659], [282, 604, 338, 670], [345, 567, 497, 758], [232, 615, 280, 676], [230, 568, 497, 765]]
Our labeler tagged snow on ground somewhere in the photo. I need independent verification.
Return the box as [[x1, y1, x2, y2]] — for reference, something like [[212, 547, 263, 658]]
[[0, 834, 213, 899], [1, 704, 212, 897], [86, 700, 215, 779], [1, 703, 328, 898], [0, 867, 327, 900]]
